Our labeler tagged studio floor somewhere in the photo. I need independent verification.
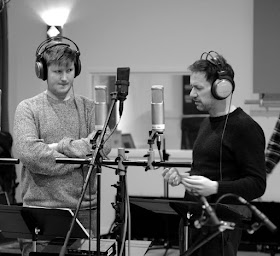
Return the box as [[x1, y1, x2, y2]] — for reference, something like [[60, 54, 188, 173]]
[[145, 248, 280, 256], [0, 238, 279, 256]]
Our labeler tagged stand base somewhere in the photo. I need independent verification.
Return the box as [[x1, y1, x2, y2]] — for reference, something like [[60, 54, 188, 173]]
[[68, 239, 116, 256], [29, 239, 151, 256], [0, 237, 21, 255]]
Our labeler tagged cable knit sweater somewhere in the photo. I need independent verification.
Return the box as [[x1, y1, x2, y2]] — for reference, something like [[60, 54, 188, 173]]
[[13, 91, 111, 209]]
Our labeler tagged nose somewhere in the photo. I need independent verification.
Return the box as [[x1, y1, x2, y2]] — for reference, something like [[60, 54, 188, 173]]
[[60, 71, 67, 81], [189, 87, 197, 98]]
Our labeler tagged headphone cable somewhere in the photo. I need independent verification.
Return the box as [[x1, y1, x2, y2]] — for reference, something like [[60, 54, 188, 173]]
[[219, 93, 233, 256], [219, 93, 233, 181]]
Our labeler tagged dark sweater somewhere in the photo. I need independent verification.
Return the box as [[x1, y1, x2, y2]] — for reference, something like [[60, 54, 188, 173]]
[[185, 107, 266, 203]]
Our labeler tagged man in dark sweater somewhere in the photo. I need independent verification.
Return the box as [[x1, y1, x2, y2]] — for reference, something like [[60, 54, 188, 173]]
[[162, 51, 266, 256]]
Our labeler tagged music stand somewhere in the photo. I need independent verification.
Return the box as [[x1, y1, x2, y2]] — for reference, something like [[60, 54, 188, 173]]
[[0, 205, 89, 252], [130, 196, 182, 215], [129, 197, 251, 255]]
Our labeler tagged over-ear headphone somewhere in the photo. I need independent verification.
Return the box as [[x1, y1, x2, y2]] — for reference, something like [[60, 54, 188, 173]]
[[35, 36, 81, 81], [201, 51, 235, 100]]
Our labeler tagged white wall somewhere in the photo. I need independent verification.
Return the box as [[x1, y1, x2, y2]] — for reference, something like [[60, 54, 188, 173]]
[[8, 0, 255, 119], [6, 0, 280, 233]]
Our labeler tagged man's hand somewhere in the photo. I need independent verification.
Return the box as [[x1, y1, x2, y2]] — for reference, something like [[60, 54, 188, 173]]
[[162, 168, 190, 186], [181, 175, 218, 196], [48, 143, 58, 151]]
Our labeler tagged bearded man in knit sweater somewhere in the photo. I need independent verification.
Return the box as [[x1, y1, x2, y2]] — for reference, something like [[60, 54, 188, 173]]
[[162, 51, 266, 256], [13, 36, 111, 255]]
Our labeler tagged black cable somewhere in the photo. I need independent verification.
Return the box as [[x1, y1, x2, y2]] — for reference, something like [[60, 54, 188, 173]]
[[219, 93, 233, 181]]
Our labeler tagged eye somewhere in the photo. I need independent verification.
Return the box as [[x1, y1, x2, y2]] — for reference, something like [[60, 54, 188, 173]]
[[191, 85, 199, 91]]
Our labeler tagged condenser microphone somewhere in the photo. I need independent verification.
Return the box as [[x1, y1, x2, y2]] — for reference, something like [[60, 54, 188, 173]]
[[94, 85, 107, 130], [115, 67, 130, 116], [199, 196, 220, 227], [151, 85, 165, 133], [237, 196, 277, 233]]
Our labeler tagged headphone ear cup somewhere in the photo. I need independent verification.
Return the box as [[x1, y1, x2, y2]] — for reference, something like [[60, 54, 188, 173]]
[[211, 77, 234, 100], [74, 55, 81, 77], [35, 55, 47, 81]]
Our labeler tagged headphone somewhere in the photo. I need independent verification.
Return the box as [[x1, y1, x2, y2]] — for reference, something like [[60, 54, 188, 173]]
[[201, 51, 235, 100], [35, 36, 81, 81]]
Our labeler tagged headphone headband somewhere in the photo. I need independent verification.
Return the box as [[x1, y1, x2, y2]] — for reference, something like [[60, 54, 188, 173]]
[[35, 36, 80, 57], [201, 50, 222, 67]]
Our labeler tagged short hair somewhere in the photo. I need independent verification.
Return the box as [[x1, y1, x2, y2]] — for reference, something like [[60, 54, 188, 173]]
[[188, 53, 234, 85], [42, 41, 77, 68]]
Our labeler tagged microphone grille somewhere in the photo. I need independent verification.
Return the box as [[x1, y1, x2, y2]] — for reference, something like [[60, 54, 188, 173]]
[[95, 85, 107, 103], [151, 85, 164, 104]]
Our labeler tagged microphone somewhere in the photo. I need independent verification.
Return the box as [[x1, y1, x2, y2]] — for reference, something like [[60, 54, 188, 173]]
[[237, 196, 277, 233], [198, 196, 220, 227], [151, 85, 165, 134], [94, 85, 107, 130], [115, 67, 130, 116]]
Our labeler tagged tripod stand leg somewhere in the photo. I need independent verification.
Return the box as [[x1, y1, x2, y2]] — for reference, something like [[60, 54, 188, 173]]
[[180, 214, 191, 254], [32, 240, 36, 253], [183, 224, 188, 252], [32, 227, 40, 253]]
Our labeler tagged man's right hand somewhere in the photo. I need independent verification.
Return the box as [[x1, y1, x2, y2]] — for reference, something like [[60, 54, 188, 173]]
[[162, 168, 189, 186]]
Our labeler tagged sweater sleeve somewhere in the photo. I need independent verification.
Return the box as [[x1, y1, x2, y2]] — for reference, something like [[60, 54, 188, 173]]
[[13, 100, 78, 176], [55, 96, 112, 158], [265, 115, 280, 174], [56, 128, 112, 158]]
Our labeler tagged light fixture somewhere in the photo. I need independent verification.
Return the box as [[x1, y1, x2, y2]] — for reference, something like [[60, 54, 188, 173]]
[[47, 25, 62, 38], [40, 7, 70, 38]]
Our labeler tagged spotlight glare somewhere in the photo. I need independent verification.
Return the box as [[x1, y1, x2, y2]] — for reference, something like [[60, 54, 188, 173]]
[[41, 7, 70, 26]]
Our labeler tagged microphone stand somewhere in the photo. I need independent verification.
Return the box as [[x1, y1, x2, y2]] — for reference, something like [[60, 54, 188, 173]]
[[90, 130, 102, 255], [56, 158, 192, 168], [146, 130, 170, 197], [146, 130, 163, 169], [113, 148, 127, 256], [56, 156, 192, 256], [181, 220, 235, 256], [162, 136, 170, 199], [58, 92, 119, 256], [0, 158, 20, 164]]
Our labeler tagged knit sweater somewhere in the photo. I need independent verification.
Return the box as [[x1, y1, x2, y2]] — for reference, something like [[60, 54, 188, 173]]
[[13, 91, 111, 209], [265, 114, 280, 174], [185, 107, 266, 203]]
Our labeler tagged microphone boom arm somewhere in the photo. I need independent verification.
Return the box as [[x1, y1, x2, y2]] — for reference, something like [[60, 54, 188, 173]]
[[56, 158, 192, 168]]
